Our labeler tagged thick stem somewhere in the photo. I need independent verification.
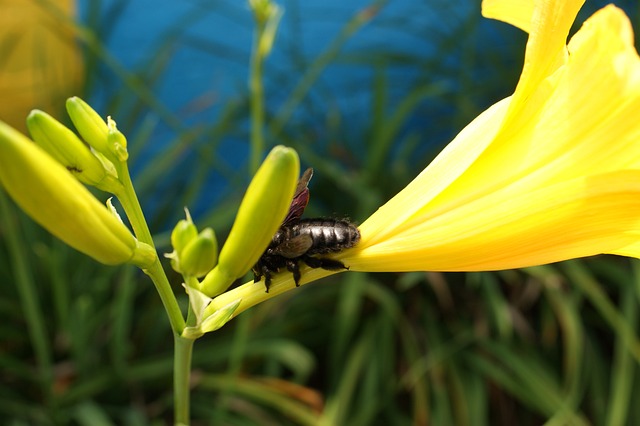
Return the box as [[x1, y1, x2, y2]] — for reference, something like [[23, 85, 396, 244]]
[[174, 335, 195, 426], [117, 165, 185, 334], [249, 22, 266, 174]]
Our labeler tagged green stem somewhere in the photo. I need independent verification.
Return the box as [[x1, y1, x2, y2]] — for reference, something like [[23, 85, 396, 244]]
[[117, 165, 185, 334], [117, 164, 193, 423], [249, 21, 266, 174], [174, 335, 195, 426]]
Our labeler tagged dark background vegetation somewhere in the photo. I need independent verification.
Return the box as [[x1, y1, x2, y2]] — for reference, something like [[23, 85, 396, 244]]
[[1, 0, 640, 424]]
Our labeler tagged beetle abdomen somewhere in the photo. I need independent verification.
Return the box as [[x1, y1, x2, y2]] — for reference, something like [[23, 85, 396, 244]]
[[275, 218, 360, 254]]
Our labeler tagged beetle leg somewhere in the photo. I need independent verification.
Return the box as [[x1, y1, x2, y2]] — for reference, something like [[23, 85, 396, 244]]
[[303, 256, 348, 271], [286, 259, 301, 286]]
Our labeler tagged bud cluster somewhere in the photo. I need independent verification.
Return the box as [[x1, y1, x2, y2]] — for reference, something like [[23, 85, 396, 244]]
[[167, 210, 218, 278]]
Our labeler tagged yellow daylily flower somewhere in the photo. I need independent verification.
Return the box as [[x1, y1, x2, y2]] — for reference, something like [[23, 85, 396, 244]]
[[206, 0, 640, 318], [348, 0, 640, 272]]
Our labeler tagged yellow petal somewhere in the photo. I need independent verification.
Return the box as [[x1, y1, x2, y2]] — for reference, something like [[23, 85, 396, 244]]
[[347, 171, 640, 271], [499, 0, 584, 134], [415, 5, 640, 210], [359, 97, 511, 247], [482, 0, 535, 33]]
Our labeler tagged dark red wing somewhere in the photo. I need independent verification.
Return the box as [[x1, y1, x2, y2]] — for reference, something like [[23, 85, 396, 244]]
[[283, 168, 313, 225]]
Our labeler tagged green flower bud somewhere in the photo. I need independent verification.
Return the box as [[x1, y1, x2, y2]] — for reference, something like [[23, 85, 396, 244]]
[[180, 228, 218, 278], [200, 145, 299, 296], [0, 121, 150, 266], [66, 97, 121, 164], [26, 110, 121, 193], [171, 218, 198, 256], [249, 0, 282, 58]]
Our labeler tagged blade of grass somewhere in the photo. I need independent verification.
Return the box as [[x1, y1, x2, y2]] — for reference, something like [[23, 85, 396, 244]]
[[0, 190, 53, 408], [604, 263, 638, 426], [198, 374, 321, 426], [269, 0, 388, 138], [561, 261, 640, 364]]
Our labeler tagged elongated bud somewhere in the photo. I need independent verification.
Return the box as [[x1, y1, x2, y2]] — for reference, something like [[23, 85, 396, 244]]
[[66, 97, 122, 164], [26, 110, 122, 193], [0, 121, 148, 266], [200, 145, 299, 296], [249, 0, 283, 58], [180, 228, 218, 278]]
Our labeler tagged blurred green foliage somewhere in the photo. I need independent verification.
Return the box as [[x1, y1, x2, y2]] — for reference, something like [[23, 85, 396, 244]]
[[2, 0, 640, 424]]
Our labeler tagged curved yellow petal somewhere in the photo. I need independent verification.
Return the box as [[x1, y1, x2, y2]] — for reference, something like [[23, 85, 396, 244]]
[[359, 97, 511, 247], [427, 6, 640, 209], [499, 0, 583, 134], [347, 171, 640, 271]]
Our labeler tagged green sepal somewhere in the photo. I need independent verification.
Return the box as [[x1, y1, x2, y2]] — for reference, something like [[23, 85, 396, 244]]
[[181, 285, 240, 339]]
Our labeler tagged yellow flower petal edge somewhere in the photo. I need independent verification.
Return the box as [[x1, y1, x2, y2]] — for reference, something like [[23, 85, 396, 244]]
[[0, 121, 139, 265], [481, 0, 535, 33]]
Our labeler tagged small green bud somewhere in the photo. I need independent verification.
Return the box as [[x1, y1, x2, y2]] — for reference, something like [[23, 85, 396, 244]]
[[200, 145, 299, 296], [249, 0, 282, 58], [26, 110, 122, 192], [171, 218, 198, 257], [0, 121, 140, 265], [180, 228, 218, 278], [66, 97, 123, 164]]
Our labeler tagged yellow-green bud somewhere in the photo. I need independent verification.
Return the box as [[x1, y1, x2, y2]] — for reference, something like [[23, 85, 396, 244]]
[[180, 228, 218, 278], [65, 97, 121, 164], [0, 121, 146, 266], [249, 0, 282, 58], [26, 110, 121, 193], [200, 145, 299, 296], [171, 218, 198, 256]]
